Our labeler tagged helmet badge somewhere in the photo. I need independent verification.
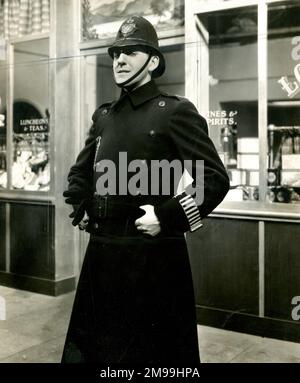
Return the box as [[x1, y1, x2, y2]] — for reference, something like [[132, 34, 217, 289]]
[[120, 17, 137, 38]]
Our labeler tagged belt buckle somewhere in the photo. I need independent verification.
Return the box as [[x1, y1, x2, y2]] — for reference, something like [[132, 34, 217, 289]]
[[98, 196, 108, 219]]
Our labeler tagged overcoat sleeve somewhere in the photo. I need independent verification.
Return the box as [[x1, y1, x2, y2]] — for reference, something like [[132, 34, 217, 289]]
[[154, 98, 230, 233], [63, 109, 103, 227]]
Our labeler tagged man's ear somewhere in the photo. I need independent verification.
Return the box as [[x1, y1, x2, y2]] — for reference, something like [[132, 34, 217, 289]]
[[148, 55, 159, 74]]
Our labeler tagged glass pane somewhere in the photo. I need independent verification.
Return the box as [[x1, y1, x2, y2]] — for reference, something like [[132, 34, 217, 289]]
[[267, 0, 300, 204], [156, 45, 185, 96], [197, 6, 258, 202], [0, 60, 7, 189], [12, 38, 50, 192]]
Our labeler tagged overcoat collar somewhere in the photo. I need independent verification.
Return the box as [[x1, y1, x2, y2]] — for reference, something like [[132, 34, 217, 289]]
[[120, 80, 161, 107]]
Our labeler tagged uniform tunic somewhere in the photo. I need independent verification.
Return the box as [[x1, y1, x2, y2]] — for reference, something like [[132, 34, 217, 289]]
[[61, 80, 229, 364]]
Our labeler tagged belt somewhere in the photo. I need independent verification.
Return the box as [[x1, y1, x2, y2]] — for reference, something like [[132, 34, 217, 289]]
[[86, 195, 143, 221], [86, 196, 182, 239], [88, 218, 145, 237]]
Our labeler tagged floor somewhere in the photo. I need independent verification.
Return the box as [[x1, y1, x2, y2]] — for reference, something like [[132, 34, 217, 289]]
[[0, 285, 300, 363]]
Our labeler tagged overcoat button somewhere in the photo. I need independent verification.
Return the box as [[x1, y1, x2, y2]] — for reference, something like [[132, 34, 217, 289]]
[[149, 130, 155, 137], [158, 101, 166, 107], [101, 109, 108, 115]]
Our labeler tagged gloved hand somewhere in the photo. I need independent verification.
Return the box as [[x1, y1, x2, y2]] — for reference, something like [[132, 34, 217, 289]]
[[69, 210, 89, 230], [68, 199, 89, 227], [78, 212, 89, 231]]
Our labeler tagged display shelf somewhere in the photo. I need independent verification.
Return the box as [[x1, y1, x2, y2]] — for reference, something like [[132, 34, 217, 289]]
[[213, 200, 300, 221]]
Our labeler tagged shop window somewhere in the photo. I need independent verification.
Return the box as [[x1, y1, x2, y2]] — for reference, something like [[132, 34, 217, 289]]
[[12, 38, 50, 192], [267, 0, 300, 204], [197, 5, 259, 202]]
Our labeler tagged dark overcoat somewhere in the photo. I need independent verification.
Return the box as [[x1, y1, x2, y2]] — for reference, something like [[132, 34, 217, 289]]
[[61, 80, 229, 364]]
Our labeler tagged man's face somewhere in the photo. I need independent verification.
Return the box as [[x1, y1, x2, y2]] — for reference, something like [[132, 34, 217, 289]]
[[113, 48, 152, 88]]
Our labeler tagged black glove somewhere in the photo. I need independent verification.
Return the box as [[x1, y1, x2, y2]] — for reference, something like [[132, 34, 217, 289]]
[[69, 199, 89, 227], [63, 190, 93, 227]]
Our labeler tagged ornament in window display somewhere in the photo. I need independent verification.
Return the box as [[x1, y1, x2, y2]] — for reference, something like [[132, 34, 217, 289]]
[[0, 143, 6, 170], [291, 189, 300, 202], [281, 170, 300, 188], [36, 162, 50, 189], [267, 186, 292, 203], [243, 186, 259, 201], [267, 168, 280, 186], [12, 151, 32, 189], [267, 189, 276, 203], [0, 171, 7, 188], [39, 185, 49, 192], [29, 150, 48, 172], [0, 113, 5, 127], [226, 17, 257, 34], [12, 162, 28, 189], [23, 171, 39, 191], [12, 150, 33, 189]]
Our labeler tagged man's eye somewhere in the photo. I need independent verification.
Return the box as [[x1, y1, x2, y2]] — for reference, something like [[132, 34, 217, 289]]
[[113, 50, 137, 58]]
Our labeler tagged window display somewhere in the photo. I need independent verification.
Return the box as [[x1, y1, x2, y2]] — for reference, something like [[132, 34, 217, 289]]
[[267, 0, 300, 204], [197, 5, 258, 202], [12, 38, 50, 192], [12, 101, 50, 191]]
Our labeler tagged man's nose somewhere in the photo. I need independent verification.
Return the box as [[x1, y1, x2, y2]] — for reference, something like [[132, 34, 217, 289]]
[[117, 52, 127, 64]]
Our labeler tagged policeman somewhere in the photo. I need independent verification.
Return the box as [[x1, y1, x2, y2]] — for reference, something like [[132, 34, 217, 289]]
[[61, 15, 229, 364]]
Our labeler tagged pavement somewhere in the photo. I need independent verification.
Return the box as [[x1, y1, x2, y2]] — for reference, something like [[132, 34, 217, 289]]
[[0, 285, 300, 363]]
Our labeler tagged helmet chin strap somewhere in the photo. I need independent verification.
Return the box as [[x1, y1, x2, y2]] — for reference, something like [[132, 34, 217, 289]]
[[115, 55, 152, 88]]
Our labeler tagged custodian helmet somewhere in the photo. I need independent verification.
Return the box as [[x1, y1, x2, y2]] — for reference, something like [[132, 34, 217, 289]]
[[108, 15, 166, 79]]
